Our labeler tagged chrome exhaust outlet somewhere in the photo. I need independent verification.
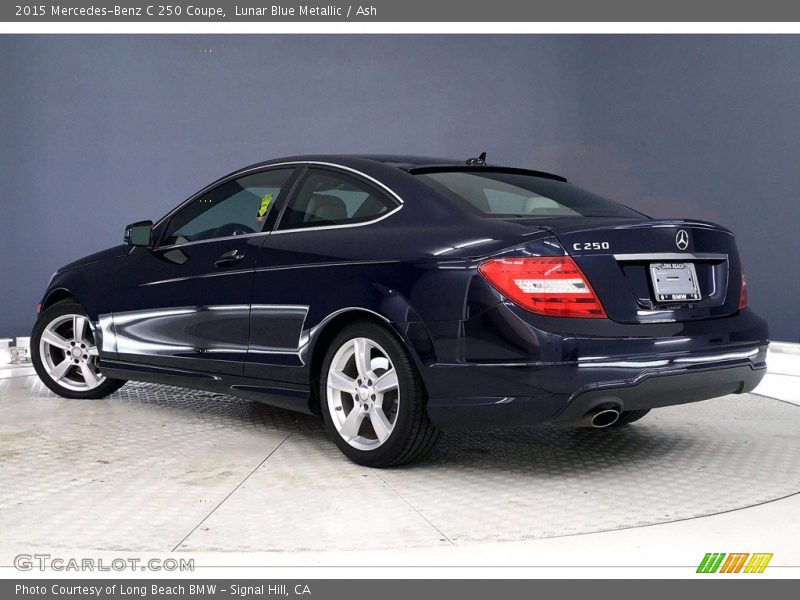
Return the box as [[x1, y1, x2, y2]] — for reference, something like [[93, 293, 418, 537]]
[[580, 406, 621, 428]]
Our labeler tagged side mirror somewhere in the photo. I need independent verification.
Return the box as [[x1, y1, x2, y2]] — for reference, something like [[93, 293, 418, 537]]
[[124, 220, 153, 247]]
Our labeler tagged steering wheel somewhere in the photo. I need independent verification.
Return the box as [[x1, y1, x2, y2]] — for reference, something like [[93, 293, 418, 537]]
[[212, 223, 256, 238]]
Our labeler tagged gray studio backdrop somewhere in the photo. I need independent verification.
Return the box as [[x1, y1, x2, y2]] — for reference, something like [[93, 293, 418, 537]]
[[1, 35, 798, 341]]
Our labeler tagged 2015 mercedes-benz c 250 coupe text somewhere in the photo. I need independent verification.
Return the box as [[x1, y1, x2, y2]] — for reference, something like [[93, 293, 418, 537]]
[[32, 155, 769, 466]]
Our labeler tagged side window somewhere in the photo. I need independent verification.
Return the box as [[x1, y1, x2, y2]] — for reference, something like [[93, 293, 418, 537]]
[[161, 168, 294, 246], [277, 169, 397, 230]]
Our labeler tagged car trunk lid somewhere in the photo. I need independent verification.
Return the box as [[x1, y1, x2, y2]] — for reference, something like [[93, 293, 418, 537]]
[[536, 218, 742, 323]]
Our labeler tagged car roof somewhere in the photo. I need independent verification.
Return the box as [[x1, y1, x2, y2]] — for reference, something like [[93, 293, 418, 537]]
[[253, 154, 568, 182]]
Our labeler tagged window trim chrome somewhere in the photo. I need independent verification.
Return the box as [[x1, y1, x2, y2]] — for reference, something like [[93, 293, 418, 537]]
[[271, 204, 403, 235], [152, 161, 405, 251], [153, 231, 268, 252]]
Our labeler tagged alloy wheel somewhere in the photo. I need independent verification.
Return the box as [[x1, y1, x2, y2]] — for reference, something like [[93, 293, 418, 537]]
[[326, 337, 400, 451], [38, 313, 105, 392]]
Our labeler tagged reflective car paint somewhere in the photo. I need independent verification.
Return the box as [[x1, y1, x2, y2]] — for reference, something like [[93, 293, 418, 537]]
[[38, 155, 769, 428]]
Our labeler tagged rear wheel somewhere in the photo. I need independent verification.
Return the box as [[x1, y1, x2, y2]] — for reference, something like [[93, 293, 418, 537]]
[[320, 322, 439, 467], [610, 409, 650, 426], [32, 301, 126, 399]]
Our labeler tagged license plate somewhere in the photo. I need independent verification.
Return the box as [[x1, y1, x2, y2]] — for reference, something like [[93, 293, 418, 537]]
[[649, 262, 701, 302]]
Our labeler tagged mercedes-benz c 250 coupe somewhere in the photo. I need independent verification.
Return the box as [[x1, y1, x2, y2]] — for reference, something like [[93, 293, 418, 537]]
[[32, 154, 769, 466]]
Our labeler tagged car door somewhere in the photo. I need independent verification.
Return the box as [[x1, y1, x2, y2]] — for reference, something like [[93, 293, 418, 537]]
[[245, 166, 401, 383], [110, 167, 298, 376]]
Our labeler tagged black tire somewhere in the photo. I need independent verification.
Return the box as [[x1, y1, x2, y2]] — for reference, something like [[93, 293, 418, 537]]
[[31, 301, 126, 399], [319, 322, 439, 468], [610, 409, 650, 427]]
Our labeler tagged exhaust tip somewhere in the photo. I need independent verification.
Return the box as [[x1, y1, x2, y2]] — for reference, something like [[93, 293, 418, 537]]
[[590, 408, 620, 428]]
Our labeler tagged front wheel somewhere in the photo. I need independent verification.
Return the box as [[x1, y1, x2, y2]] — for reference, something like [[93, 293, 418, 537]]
[[31, 301, 126, 399], [320, 323, 439, 467]]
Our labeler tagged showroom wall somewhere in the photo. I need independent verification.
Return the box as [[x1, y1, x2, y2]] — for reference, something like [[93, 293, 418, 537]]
[[1, 35, 798, 341]]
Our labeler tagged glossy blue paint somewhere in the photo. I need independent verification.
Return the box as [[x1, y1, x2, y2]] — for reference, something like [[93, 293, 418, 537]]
[[37, 155, 769, 428]]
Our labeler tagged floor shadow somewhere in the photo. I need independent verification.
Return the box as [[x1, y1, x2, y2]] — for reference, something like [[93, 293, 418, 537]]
[[416, 424, 696, 475], [103, 381, 742, 477]]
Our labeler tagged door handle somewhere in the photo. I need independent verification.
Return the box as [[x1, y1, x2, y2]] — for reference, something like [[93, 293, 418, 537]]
[[214, 250, 245, 268]]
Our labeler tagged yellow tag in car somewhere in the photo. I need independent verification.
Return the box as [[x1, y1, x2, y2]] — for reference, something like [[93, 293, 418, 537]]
[[257, 193, 272, 218]]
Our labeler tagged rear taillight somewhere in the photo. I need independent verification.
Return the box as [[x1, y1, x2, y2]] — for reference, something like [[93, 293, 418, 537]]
[[478, 257, 607, 318], [739, 260, 748, 310]]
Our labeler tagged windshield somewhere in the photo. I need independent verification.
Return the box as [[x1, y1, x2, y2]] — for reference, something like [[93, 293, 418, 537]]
[[414, 170, 644, 219]]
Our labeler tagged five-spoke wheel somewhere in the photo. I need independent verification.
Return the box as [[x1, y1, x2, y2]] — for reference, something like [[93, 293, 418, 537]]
[[326, 337, 400, 450], [32, 301, 126, 399], [38, 313, 104, 391], [321, 322, 439, 467]]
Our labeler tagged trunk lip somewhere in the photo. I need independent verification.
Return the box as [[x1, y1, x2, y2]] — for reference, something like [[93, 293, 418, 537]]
[[537, 218, 735, 238], [611, 252, 728, 262], [604, 219, 734, 235]]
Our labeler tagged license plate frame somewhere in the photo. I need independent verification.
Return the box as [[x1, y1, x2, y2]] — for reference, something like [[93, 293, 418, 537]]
[[649, 262, 701, 302]]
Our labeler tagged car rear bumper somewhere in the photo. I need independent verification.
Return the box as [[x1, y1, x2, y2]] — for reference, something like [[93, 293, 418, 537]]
[[419, 301, 769, 430], [424, 347, 767, 430], [423, 315, 768, 429], [553, 358, 765, 422]]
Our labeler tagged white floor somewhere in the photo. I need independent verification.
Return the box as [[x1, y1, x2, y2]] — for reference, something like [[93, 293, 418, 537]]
[[0, 346, 798, 578]]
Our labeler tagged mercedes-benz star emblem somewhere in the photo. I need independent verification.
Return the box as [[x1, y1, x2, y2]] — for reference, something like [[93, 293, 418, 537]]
[[675, 229, 690, 250]]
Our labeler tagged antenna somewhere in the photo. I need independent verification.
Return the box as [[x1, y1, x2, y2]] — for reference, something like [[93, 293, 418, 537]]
[[466, 152, 487, 166]]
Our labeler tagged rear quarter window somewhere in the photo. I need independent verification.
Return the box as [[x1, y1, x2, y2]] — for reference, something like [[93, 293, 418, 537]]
[[278, 169, 398, 230]]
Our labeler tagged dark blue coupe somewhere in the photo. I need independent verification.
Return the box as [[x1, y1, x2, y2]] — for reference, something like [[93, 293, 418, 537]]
[[31, 155, 769, 466]]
